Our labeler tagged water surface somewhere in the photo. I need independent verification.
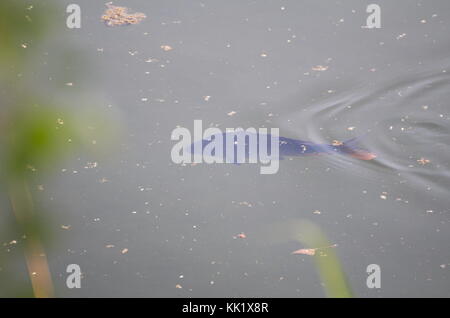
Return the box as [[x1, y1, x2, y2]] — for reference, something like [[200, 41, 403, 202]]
[[15, 0, 450, 297]]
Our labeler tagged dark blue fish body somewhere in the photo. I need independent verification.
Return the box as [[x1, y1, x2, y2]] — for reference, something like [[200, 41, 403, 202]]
[[188, 132, 376, 162], [278, 136, 334, 156]]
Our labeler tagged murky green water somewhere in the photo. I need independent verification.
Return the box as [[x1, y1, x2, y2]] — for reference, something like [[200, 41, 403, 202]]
[[2, 0, 450, 297]]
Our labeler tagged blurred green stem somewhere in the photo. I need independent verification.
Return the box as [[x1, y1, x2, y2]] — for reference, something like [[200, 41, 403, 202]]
[[8, 178, 54, 298], [289, 220, 353, 297]]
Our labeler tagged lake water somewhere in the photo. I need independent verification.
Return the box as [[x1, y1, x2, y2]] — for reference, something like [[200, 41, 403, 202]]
[[11, 0, 450, 297]]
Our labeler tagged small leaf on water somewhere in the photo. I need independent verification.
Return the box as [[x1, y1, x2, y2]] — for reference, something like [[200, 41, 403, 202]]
[[291, 248, 316, 256], [291, 244, 337, 256]]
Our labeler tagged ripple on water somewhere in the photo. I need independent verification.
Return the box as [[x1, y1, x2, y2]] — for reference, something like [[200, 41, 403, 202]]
[[279, 65, 450, 197]]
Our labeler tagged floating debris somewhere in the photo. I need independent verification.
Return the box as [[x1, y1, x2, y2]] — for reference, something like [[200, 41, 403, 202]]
[[332, 140, 343, 146], [292, 248, 316, 256], [233, 201, 252, 207], [235, 233, 247, 239], [61, 225, 71, 230], [121, 248, 129, 254], [101, 3, 146, 27], [84, 162, 98, 169], [417, 158, 431, 165], [227, 111, 237, 116], [176, 284, 183, 289], [145, 57, 159, 63], [312, 65, 329, 71], [291, 244, 337, 256], [160, 45, 173, 52]]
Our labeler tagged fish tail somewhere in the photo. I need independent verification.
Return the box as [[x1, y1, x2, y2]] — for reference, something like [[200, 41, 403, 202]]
[[340, 134, 376, 160]]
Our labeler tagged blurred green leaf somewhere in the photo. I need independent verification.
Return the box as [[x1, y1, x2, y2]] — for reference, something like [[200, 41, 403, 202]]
[[0, 1, 55, 72], [1, 104, 82, 179], [292, 220, 353, 298]]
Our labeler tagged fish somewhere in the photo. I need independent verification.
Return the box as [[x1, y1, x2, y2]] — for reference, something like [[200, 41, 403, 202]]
[[187, 131, 376, 163]]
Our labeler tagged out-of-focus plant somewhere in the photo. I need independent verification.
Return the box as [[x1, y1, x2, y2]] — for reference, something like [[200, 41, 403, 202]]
[[267, 219, 353, 298], [290, 220, 353, 298], [0, 0, 114, 297], [1, 104, 90, 297], [0, 1, 55, 82], [0, 0, 57, 298]]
